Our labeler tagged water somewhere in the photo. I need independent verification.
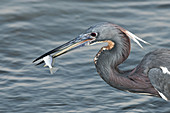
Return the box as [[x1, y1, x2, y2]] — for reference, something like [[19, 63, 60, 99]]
[[0, 0, 170, 112]]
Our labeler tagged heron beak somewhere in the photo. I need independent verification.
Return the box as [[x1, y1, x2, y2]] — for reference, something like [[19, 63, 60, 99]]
[[33, 33, 95, 65]]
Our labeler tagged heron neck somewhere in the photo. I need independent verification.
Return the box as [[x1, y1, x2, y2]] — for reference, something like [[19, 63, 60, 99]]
[[94, 41, 131, 84], [94, 44, 158, 95]]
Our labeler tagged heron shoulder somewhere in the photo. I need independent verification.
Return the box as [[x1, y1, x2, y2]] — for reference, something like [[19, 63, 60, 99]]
[[148, 67, 170, 101], [137, 48, 170, 73]]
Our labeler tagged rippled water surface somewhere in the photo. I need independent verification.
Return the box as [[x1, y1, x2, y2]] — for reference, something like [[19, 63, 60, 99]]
[[0, 0, 170, 113]]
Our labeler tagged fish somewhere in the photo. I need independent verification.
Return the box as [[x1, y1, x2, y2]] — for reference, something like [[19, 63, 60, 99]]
[[43, 55, 56, 74]]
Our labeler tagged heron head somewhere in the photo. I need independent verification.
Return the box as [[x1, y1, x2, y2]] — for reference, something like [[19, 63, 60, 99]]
[[33, 22, 149, 65]]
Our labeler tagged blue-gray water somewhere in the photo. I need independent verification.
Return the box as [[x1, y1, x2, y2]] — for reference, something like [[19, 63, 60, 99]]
[[0, 0, 170, 113]]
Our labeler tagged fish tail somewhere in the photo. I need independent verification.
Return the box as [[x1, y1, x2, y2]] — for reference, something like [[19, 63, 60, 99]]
[[49, 67, 58, 75], [50, 68, 54, 74]]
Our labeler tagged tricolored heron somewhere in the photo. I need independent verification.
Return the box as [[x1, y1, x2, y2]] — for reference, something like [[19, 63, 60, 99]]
[[33, 22, 170, 101]]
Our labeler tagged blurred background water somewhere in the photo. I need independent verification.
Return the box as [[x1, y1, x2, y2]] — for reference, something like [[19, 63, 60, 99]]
[[0, 0, 170, 113]]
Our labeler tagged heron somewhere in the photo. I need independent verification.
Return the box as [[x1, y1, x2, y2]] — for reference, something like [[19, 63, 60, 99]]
[[33, 22, 170, 101]]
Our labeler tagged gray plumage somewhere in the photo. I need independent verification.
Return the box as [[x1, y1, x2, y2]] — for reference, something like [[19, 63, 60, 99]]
[[85, 23, 170, 100], [33, 22, 170, 101], [146, 49, 170, 100]]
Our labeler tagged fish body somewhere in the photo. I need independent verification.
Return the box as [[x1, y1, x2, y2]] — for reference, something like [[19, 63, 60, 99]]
[[43, 55, 55, 74]]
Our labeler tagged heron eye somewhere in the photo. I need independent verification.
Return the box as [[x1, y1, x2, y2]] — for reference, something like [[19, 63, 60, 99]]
[[90, 32, 97, 37]]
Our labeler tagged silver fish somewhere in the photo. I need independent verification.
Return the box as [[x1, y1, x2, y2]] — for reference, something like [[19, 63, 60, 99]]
[[43, 55, 56, 74]]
